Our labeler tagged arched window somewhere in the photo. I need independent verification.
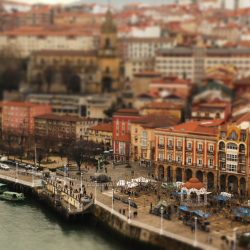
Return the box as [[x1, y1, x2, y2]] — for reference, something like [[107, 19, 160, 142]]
[[227, 143, 237, 150], [230, 131, 238, 141], [219, 141, 225, 150]]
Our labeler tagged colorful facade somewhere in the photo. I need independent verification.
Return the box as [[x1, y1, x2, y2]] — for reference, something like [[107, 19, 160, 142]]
[[217, 121, 249, 195], [130, 115, 179, 167], [87, 123, 113, 149], [1, 101, 52, 136], [113, 109, 139, 163], [154, 120, 223, 191]]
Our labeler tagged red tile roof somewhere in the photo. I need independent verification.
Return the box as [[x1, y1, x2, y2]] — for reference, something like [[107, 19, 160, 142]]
[[235, 112, 250, 124], [142, 102, 184, 110], [89, 123, 113, 132], [156, 120, 224, 136], [114, 109, 139, 117], [131, 114, 179, 128], [35, 114, 82, 122], [1, 101, 47, 108]]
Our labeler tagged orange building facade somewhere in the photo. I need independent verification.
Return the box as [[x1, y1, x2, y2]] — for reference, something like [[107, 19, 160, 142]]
[[1, 102, 52, 136]]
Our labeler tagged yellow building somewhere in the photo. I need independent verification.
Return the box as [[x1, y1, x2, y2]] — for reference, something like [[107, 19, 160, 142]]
[[28, 10, 123, 94], [87, 123, 113, 149], [130, 115, 179, 167], [140, 102, 184, 121]]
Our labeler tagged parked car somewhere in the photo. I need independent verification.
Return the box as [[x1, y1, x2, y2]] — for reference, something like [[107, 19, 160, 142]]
[[82, 196, 92, 204], [0, 164, 10, 170]]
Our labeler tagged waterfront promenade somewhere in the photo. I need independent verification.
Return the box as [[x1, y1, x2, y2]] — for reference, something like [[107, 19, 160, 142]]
[[0, 162, 248, 250]]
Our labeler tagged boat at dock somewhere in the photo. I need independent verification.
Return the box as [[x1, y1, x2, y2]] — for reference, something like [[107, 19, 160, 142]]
[[0, 191, 25, 201], [0, 183, 7, 194]]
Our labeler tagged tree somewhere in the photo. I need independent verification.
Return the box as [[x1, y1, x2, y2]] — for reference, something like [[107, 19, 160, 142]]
[[104, 97, 126, 118], [0, 46, 23, 97], [67, 140, 104, 172], [44, 65, 55, 92], [36, 148, 45, 168], [60, 64, 74, 89], [68, 74, 81, 93], [33, 72, 43, 92]]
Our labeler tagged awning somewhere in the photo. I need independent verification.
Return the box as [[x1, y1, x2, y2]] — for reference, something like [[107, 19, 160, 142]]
[[179, 205, 190, 212], [193, 210, 210, 218]]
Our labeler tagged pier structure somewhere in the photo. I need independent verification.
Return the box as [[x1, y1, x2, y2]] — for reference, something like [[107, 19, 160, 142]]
[[0, 166, 245, 250]]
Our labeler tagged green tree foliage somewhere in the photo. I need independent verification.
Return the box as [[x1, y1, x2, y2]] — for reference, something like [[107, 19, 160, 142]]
[[104, 97, 126, 118], [60, 64, 81, 93], [67, 140, 104, 172], [0, 46, 24, 97], [43, 65, 55, 92]]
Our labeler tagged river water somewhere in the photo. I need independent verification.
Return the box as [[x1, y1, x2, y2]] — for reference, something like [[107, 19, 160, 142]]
[[0, 198, 159, 250]]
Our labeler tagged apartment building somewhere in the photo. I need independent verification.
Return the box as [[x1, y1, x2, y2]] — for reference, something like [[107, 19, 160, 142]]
[[130, 115, 179, 167], [155, 47, 250, 83], [34, 114, 99, 141], [154, 120, 223, 190], [1, 101, 52, 136], [87, 123, 113, 149], [0, 26, 97, 57], [122, 37, 175, 80], [218, 115, 250, 195], [113, 109, 140, 163]]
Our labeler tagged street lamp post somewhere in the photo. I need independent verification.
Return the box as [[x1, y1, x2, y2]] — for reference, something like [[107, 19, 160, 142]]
[[194, 216, 198, 246], [94, 181, 97, 204], [128, 197, 131, 223], [112, 188, 114, 213], [33, 144, 37, 187], [15, 162, 18, 182], [64, 164, 67, 186], [80, 172, 83, 196], [233, 227, 239, 250], [68, 196, 71, 212], [160, 206, 164, 234]]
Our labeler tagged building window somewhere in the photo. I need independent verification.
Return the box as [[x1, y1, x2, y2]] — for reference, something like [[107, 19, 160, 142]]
[[158, 152, 164, 161], [122, 122, 125, 135], [226, 154, 238, 162], [168, 154, 173, 162], [198, 158, 203, 166], [119, 142, 125, 155], [168, 139, 173, 146], [187, 142, 192, 149], [177, 140, 182, 147], [197, 143, 203, 150], [159, 136, 164, 145], [209, 144, 214, 152], [227, 164, 237, 172], [186, 157, 192, 165], [176, 155, 182, 163], [227, 143, 237, 150], [209, 159, 214, 167]]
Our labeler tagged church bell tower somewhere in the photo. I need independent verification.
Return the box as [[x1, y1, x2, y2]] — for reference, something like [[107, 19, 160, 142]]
[[98, 10, 122, 93]]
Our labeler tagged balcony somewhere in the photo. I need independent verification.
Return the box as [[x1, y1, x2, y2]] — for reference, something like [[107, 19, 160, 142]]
[[157, 158, 165, 162], [207, 150, 214, 155], [185, 147, 193, 152], [176, 146, 183, 151], [219, 158, 226, 162], [158, 144, 165, 149], [196, 148, 203, 154], [167, 145, 174, 150]]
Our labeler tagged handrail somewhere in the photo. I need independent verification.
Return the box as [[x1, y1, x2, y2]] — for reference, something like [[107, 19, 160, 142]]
[[94, 199, 215, 250]]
